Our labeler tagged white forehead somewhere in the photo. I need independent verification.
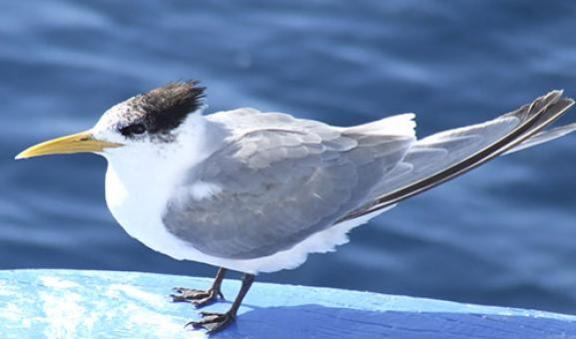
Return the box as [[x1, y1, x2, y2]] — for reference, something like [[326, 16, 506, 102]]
[[91, 99, 135, 142]]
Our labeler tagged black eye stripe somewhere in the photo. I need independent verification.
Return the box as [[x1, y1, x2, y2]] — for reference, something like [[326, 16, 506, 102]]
[[120, 123, 147, 136], [113, 81, 204, 139]]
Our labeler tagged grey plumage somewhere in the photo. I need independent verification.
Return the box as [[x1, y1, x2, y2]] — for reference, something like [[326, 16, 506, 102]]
[[163, 111, 414, 259], [162, 91, 574, 260]]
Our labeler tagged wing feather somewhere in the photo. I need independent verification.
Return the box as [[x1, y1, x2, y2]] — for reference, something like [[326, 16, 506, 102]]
[[163, 112, 415, 259], [343, 91, 574, 221]]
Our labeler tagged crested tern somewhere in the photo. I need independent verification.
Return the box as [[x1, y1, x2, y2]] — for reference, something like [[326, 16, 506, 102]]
[[16, 82, 576, 333]]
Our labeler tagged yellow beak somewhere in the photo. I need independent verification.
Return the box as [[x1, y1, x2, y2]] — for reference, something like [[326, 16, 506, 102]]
[[15, 131, 123, 160]]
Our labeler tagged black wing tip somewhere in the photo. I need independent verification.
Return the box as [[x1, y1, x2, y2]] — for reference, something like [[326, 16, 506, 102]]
[[561, 97, 576, 109], [538, 89, 576, 107], [508, 89, 571, 121], [540, 90, 576, 116], [548, 89, 564, 96], [544, 96, 575, 120]]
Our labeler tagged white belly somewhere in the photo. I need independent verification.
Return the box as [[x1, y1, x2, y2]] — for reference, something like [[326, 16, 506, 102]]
[[105, 164, 392, 274]]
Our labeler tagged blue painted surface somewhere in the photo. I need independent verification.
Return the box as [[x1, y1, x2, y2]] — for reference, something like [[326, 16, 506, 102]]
[[1, 270, 575, 338], [1, 0, 576, 315]]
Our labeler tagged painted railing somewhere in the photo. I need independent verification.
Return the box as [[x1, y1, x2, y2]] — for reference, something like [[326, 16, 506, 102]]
[[1, 269, 575, 338]]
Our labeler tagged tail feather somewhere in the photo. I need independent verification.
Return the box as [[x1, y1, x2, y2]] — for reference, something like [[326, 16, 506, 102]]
[[341, 90, 575, 221], [506, 122, 576, 154]]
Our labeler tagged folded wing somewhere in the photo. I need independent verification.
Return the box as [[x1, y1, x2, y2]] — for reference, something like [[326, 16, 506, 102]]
[[163, 111, 415, 259]]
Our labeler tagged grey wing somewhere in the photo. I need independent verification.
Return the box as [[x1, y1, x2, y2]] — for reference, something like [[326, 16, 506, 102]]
[[163, 124, 414, 259], [344, 90, 575, 221]]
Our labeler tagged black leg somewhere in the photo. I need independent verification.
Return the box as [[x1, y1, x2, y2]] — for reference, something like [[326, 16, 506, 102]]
[[172, 267, 227, 308], [187, 273, 255, 334]]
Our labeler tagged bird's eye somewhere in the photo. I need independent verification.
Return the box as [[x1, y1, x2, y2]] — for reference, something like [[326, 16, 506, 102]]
[[120, 123, 147, 136]]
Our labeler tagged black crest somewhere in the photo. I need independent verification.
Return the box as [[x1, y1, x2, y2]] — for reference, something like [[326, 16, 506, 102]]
[[121, 81, 206, 137]]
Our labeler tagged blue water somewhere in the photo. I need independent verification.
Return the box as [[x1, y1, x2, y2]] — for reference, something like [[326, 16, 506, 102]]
[[1, 0, 575, 314]]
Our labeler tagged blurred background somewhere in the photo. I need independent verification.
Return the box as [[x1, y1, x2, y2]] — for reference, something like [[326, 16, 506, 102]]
[[1, 0, 575, 314]]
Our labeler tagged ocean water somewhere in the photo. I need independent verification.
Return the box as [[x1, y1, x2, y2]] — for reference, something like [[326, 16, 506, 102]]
[[1, 0, 575, 314]]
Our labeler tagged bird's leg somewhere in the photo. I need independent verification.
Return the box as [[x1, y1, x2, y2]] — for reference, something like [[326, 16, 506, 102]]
[[172, 267, 227, 308], [187, 273, 255, 334]]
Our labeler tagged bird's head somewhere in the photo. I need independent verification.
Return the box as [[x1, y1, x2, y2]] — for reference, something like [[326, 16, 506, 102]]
[[16, 81, 206, 161]]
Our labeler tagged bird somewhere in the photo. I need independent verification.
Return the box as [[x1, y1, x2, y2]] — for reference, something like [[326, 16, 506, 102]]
[[16, 81, 576, 333]]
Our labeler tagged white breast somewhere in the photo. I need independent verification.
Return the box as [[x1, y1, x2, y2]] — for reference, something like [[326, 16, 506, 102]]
[[105, 164, 198, 261]]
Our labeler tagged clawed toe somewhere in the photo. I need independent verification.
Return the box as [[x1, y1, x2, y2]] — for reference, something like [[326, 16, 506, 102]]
[[186, 312, 235, 334], [171, 287, 206, 302], [175, 269, 253, 334], [171, 287, 224, 307]]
